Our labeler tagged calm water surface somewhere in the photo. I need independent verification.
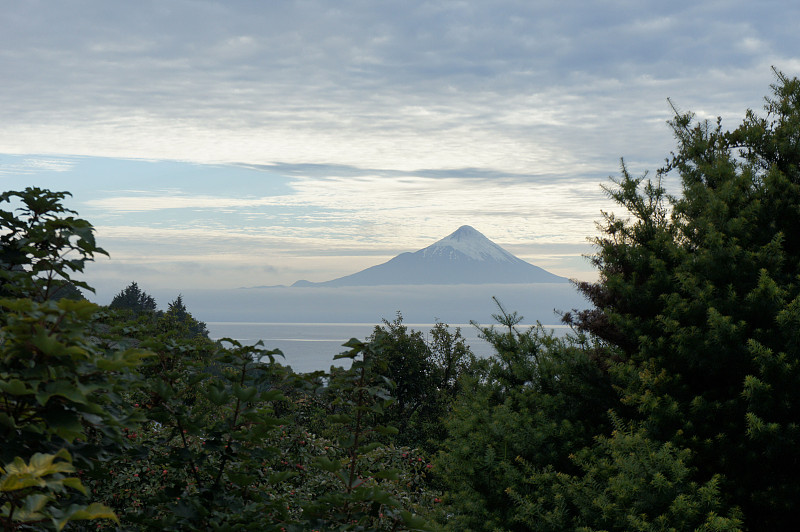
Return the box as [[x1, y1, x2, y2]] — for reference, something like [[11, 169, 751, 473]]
[[206, 322, 569, 374]]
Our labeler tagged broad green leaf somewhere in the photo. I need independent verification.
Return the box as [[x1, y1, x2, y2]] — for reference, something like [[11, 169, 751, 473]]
[[0, 473, 46, 492], [373, 469, 401, 480], [227, 472, 256, 486], [358, 442, 382, 454], [30, 332, 63, 356], [19, 493, 50, 518], [29, 450, 75, 476], [341, 338, 364, 349], [44, 411, 83, 441], [259, 389, 284, 402], [327, 414, 353, 424], [1, 379, 33, 396], [233, 385, 258, 402], [0, 451, 74, 492], [400, 510, 431, 530], [268, 471, 297, 483], [21, 493, 52, 515], [0, 413, 17, 429], [61, 477, 87, 495], [53, 503, 118, 531], [313, 457, 343, 473], [206, 386, 230, 406], [374, 425, 399, 436], [36, 381, 89, 406]]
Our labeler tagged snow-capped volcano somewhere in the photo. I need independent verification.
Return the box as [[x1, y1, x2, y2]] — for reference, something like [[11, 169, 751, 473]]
[[292, 225, 568, 287], [421, 225, 523, 263]]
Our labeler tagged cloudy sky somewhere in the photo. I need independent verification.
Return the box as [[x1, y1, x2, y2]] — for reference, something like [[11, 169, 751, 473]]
[[2, 0, 798, 301]]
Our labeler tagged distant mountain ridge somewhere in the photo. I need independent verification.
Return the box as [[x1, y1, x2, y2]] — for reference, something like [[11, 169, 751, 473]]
[[292, 225, 568, 287]]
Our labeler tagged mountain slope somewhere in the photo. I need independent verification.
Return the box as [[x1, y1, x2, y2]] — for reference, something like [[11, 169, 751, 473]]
[[293, 225, 568, 286]]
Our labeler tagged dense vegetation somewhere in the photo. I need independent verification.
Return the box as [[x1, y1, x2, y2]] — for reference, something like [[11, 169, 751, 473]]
[[3, 73, 800, 530]]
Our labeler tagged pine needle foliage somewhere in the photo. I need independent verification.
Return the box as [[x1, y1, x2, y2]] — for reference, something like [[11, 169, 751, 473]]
[[570, 71, 800, 529]]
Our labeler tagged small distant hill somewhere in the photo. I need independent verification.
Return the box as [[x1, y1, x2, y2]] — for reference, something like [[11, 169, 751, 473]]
[[292, 225, 568, 287]]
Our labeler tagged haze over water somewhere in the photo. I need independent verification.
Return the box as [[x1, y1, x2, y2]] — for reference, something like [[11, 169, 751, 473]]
[[141, 282, 586, 324], [206, 321, 572, 374], [183, 281, 586, 373]]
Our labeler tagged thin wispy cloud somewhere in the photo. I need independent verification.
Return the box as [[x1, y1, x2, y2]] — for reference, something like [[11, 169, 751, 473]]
[[0, 157, 76, 175], [2, 1, 798, 293], [87, 171, 611, 245]]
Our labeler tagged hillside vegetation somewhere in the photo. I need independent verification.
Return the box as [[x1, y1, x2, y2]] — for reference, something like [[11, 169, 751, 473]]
[[3, 73, 800, 530]]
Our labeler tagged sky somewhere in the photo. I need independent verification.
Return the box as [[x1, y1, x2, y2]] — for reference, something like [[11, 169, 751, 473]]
[[2, 0, 799, 303]]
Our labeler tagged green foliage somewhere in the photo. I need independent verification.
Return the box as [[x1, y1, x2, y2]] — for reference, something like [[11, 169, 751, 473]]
[[369, 315, 433, 442], [163, 294, 209, 338], [428, 320, 474, 398], [81, 328, 436, 531], [109, 281, 157, 314], [15, 73, 800, 532], [508, 416, 743, 531], [434, 301, 615, 531], [0, 298, 147, 466], [569, 71, 800, 528], [0, 449, 117, 531], [361, 314, 477, 453], [0, 186, 437, 530], [295, 334, 435, 531], [89, 337, 293, 530], [0, 187, 132, 530], [0, 187, 106, 301], [107, 287, 209, 341]]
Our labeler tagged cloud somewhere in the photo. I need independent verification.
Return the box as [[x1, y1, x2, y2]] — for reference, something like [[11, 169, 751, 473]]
[[76, 164, 611, 290], [86, 168, 614, 245], [85, 193, 281, 213], [2, 1, 797, 175], [3, 1, 798, 291], [0, 157, 76, 175]]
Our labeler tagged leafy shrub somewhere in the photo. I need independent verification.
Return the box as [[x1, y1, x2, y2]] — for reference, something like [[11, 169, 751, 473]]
[[1, 188, 134, 530]]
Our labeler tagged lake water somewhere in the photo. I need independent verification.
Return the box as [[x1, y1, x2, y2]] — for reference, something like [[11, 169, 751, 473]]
[[206, 321, 570, 374]]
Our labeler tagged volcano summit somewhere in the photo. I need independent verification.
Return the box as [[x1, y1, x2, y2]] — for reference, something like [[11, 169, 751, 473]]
[[292, 226, 568, 287]]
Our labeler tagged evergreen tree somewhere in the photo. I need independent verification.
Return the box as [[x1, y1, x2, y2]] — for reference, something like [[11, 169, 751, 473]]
[[109, 281, 157, 313], [434, 303, 615, 531], [568, 71, 800, 529], [167, 293, 188, 320], [163, 293, 209, 339], [507, 416, 742, 531]]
